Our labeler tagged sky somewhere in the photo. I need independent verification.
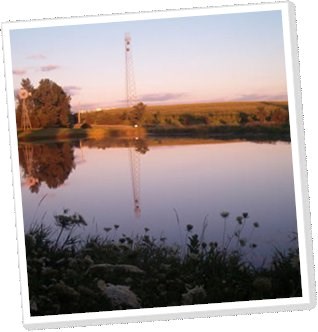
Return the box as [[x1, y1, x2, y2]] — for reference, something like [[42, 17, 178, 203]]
[[9, 10, 287, 112]]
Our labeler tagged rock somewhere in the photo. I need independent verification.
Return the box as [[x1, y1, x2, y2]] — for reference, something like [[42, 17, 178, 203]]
[[87, 263, 115, 275], [87, 263, 144, 276], [115, 264, 144, 274], [97, 281, 141, 309]]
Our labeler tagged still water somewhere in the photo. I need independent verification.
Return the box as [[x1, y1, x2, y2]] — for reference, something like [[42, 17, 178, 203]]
[[19, 139, 297, 265]]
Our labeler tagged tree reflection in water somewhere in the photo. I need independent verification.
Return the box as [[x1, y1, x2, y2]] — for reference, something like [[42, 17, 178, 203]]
[[18, 138, 149, 194], [19, 142, 76, 193]]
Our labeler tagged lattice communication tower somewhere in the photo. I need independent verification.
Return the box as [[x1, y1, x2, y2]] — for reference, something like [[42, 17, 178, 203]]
[[125, 33, 138, 107], [125, 33, 141, 218]]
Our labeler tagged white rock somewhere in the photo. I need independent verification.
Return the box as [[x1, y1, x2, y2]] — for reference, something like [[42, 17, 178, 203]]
[[98, 282, 141, 309]]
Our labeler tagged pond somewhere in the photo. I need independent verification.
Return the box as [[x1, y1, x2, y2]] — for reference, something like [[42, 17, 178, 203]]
[[19, 138, 298, 266]]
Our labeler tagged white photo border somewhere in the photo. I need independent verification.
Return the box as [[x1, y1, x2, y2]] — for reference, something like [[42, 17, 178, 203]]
[[1, 1, 315, 329]]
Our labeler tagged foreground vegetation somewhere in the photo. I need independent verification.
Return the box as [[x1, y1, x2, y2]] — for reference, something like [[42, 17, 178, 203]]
[[26, 210, 301, 316]]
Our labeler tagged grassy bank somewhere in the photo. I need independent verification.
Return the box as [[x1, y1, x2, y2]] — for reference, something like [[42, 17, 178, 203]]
[[17, 126, 146, 142], [26, 211, 301, 316], [147, 124, 291, 141], [17, 123, 290, 143]]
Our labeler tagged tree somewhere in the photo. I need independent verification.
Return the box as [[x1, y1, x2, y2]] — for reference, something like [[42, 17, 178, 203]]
[[238, 112, 249, 125], [32, 79, 72, 128], [257, 106, 267, 123], [16, 78, 72, 128], [129, 102, 146, 126]]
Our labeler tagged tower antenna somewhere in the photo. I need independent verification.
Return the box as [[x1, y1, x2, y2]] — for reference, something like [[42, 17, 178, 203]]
[[125, 33, 138, 107], [125, 33, 141, 218]]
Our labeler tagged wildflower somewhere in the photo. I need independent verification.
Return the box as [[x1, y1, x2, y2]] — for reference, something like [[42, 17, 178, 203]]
[[242, 212, 249, 218], [220, 211, 229, 218], [186, 224, 194, 232], [114, 224, 119, 230], [253, 222, 259, 228], [144, 227, 149, 233], [236, 216, 243, 224], [104, 227, 112, 233]]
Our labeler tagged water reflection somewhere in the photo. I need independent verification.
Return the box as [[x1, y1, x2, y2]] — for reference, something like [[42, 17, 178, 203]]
[[19, 142, 76, 193], [19, 138, 297, 267], [19, 138, 150, 193]]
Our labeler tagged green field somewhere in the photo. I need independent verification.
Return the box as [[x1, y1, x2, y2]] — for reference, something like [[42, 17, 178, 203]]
[[80, 101, 289, 127]]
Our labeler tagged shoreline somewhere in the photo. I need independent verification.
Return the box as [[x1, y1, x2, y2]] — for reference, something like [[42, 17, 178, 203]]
[[17, 124, 290, 143]]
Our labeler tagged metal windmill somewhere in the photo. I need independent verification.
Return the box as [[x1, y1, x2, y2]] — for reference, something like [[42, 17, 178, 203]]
[[19, 88, 32, 131]]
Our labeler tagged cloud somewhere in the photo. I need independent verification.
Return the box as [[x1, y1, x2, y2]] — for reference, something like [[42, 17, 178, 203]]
[[72, 102, 105, 112], [13, 68, 27, 75], [234, 93, 288, 101], [63, 85, 82, 96], [139, 92, 187, 102], [40, 64, 60, 72], [27, 54, 47, 60]]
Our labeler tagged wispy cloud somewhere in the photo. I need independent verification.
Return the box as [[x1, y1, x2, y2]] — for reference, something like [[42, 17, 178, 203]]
[[139, 92, 187, 102], [63, 85, 82, 96], [13, 68, 27, 75], [27, 54, 47, 60], [40, 64, 60, 72], [72, 102, 106, 112], [234, 93, 288, 101]]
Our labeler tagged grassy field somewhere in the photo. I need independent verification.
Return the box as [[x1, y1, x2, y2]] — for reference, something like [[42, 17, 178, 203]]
[[139, 101, 288, 114], [17, 101, 290, 142], [83, 101, 288, 115], [80, 101, 289, 127]]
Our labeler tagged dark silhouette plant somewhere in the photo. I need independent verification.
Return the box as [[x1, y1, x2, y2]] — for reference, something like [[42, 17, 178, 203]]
[[54, 210, 86, 250]]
